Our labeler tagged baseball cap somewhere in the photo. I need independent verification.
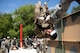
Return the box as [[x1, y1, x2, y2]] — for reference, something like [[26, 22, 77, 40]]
[[7, 36, 10, 39], [14, 37, 16, 39], [3, 38, 6, 40]]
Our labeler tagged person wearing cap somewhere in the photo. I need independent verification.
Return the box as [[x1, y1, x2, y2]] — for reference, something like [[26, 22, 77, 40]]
[[5, 36, 11, 53], [1, 38, 6, 53], [11, 37, 18, 48], [11, 37, 18, 50]]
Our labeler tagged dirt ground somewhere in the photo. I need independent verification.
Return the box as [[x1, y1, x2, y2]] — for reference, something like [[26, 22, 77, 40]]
[[0, 48, 2, 53]]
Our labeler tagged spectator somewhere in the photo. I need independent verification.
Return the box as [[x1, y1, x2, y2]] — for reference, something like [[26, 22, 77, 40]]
[[24, 37, 33, 48], [5, 36, 11, 53], [24, 38, 29, 48], [1, 38, 6, 53], [11, 37, 18, 48]]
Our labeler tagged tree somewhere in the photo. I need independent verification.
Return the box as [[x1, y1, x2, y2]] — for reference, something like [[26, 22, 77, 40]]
[[0, 5, 35, 39], [71, 6, 80, 13], [14, 5, 35, 25], [13, 5, 35, 38], [0, 13, 13, 38], [8, 29, 17, 38]]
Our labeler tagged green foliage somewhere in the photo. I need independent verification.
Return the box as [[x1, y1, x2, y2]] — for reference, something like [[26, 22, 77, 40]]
[[8, 29, 17, 38], [14, 5, 35, 25], [13, 5, 35, 38], [0, 13, 13, 38], [71, 6, 80, 13], [23, 24, 34, 38], [0, 4, 35, 39]]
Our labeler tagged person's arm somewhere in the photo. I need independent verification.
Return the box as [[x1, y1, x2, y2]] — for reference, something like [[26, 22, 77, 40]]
[[50, 0, 73, 24]]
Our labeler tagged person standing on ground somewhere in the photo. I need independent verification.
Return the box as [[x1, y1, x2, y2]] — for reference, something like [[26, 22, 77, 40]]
[[11, 37, 18, 48], [5, 36, 11, 53], [1, 38, 6, 53], [24, 37, 29, 48]]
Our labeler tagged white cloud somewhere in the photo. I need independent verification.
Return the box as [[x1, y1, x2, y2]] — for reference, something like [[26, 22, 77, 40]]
[[49, 6, 56, 10], [5, 11, 10, 13], [49, 4, 59, 10]]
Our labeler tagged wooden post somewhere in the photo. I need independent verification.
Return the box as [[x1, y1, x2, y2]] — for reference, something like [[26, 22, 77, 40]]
[[20, 23, 23, 48]]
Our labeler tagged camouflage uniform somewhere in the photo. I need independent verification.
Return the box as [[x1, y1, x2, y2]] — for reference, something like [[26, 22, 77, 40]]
[[34, 1, 53, 38], [11, 37, 18, 48], [5, 37, 11, 53], [1, 38, 6, 53]]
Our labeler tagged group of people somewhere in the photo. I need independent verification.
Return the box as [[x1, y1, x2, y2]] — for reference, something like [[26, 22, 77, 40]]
[[31, 37, 48, 53], [23, 36, 48, 53], [1, 36, 18, 53], [1, 36, 47, 53]]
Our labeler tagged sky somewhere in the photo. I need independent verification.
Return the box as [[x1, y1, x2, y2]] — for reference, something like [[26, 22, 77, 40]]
[[0, 0, 79, 14]]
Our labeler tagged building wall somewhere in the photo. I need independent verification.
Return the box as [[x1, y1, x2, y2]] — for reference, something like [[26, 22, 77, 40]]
[[64, 42, 80, 53], [48, 11, 80, 53], [48, 41, 59, 53], [63, 12, 80, 41]]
